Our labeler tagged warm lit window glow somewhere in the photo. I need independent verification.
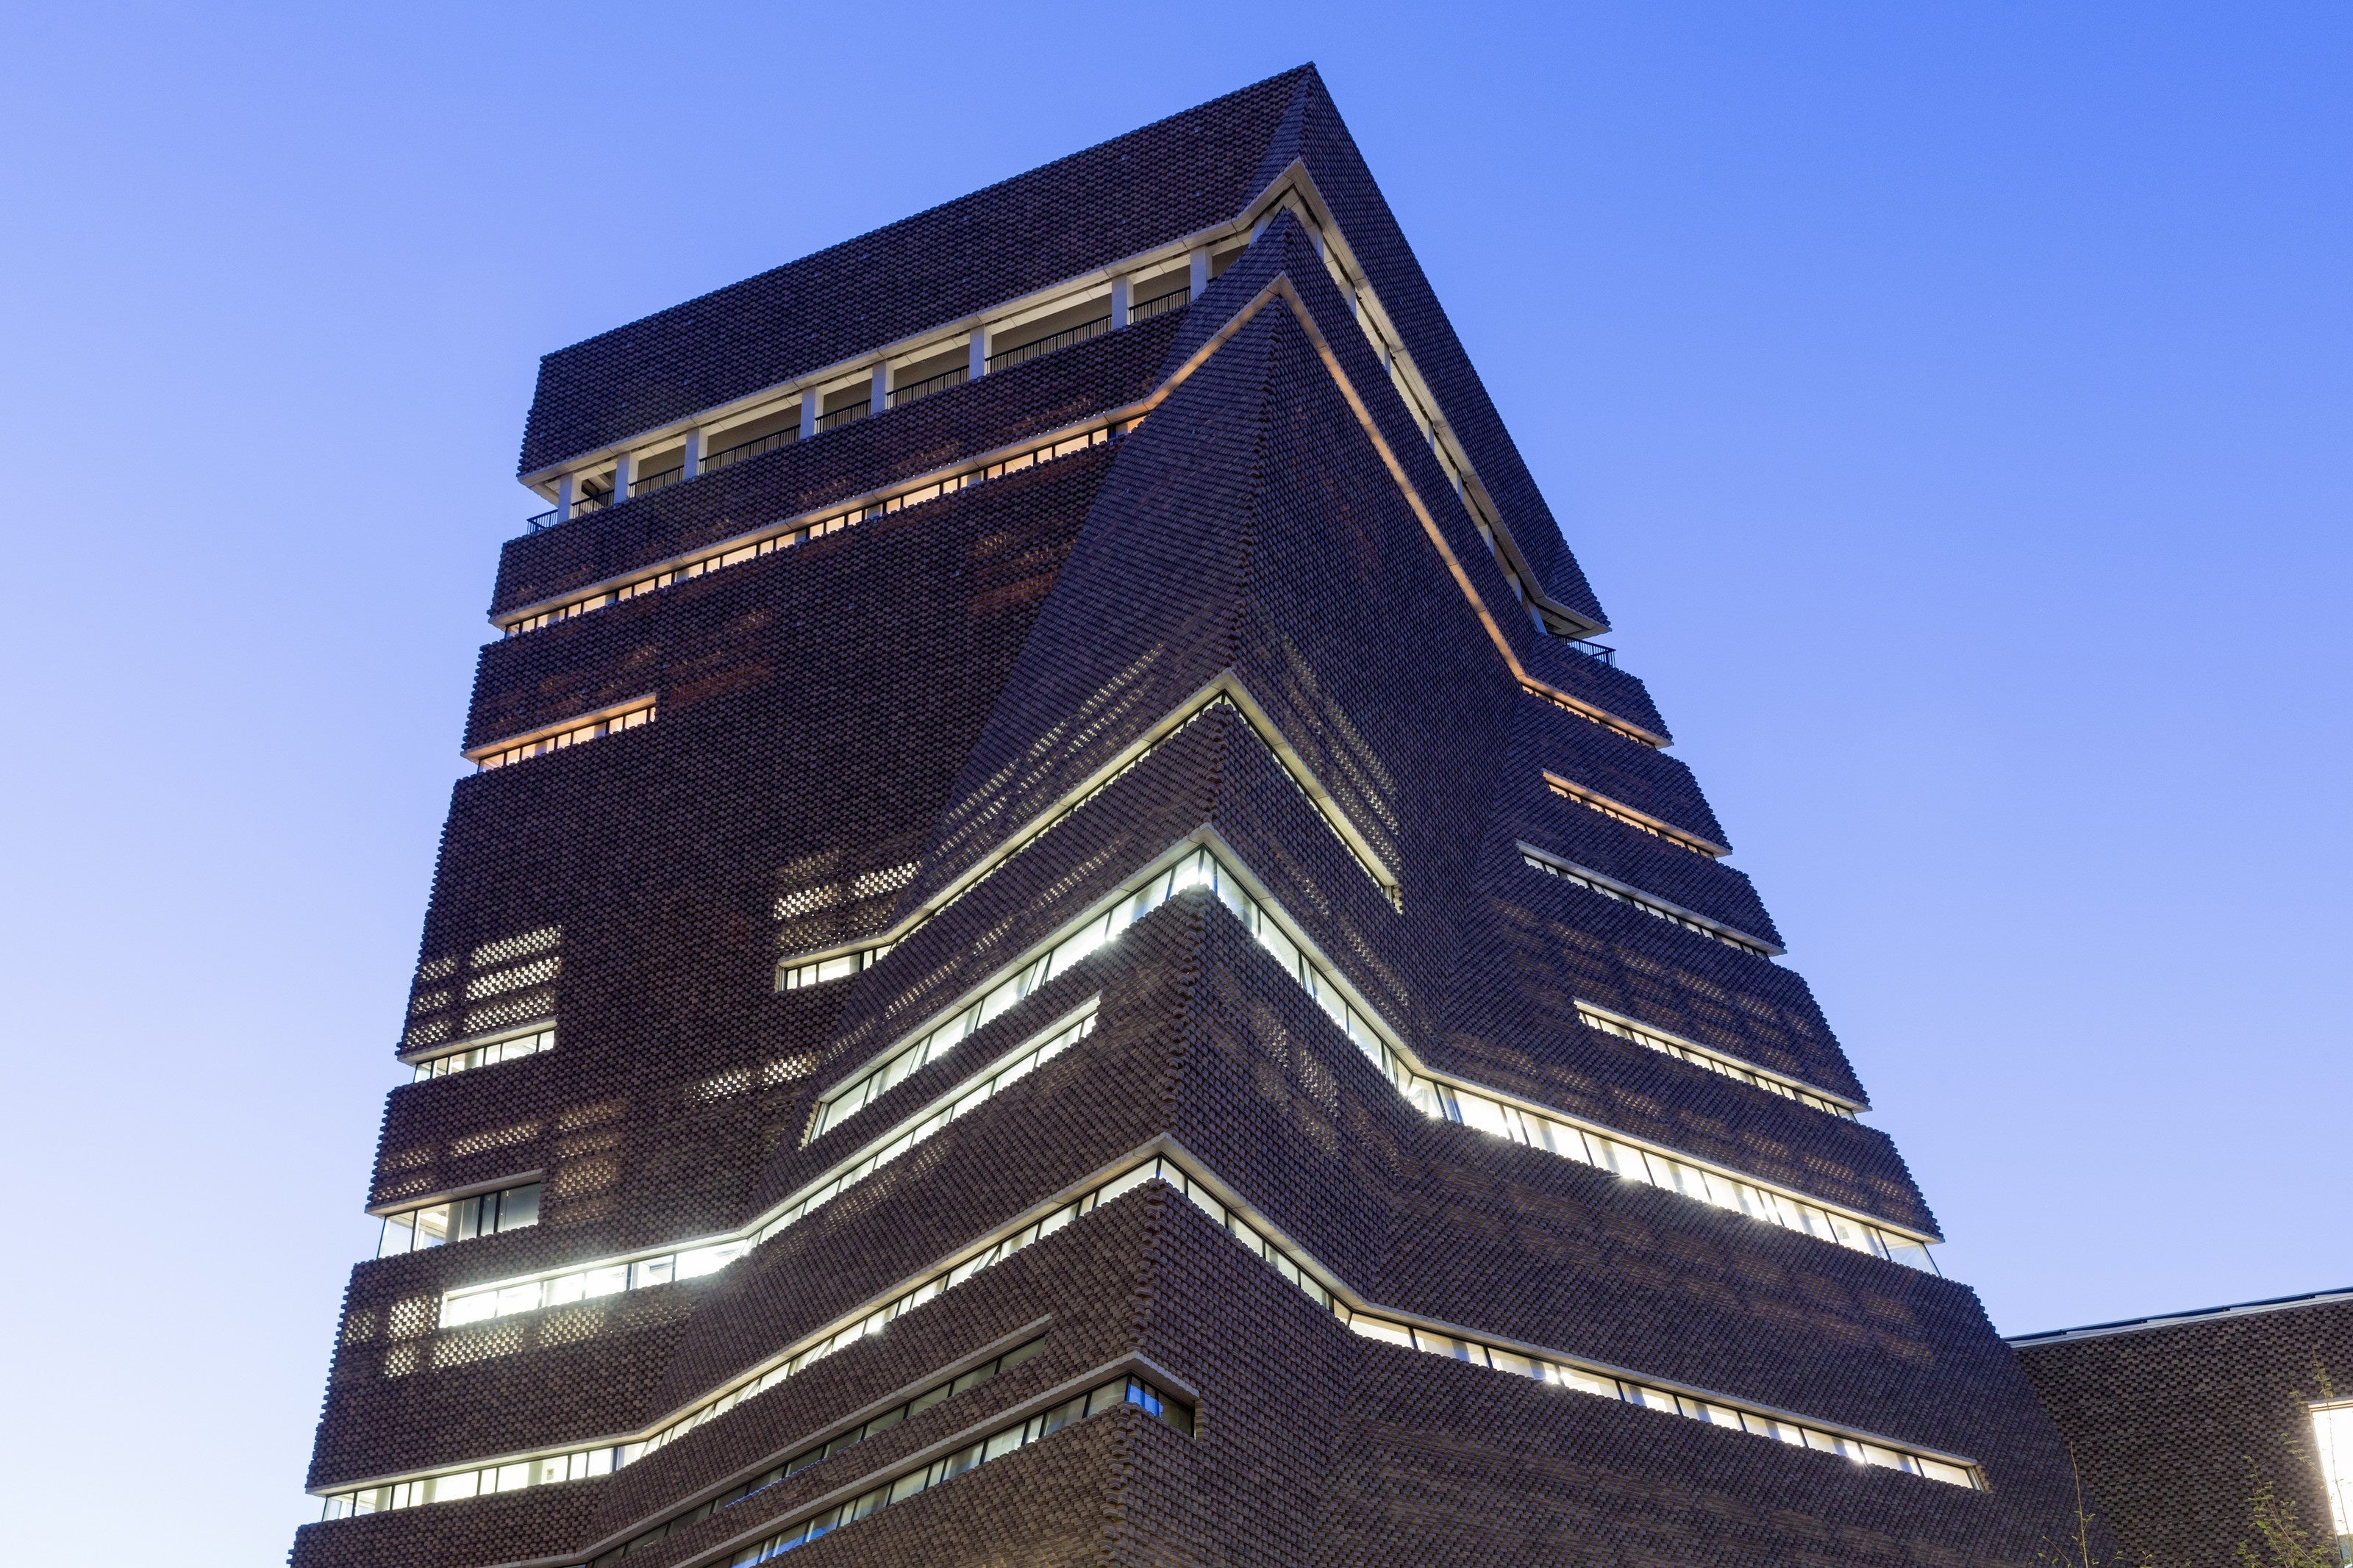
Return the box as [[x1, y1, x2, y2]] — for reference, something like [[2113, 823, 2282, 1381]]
[[475, 705, 651, 770], [1576, 1006, 1857, 1120], [504, 428, 1116, 635], [1545, 775, 1716, 852], [1521, 847, 1772, 954]]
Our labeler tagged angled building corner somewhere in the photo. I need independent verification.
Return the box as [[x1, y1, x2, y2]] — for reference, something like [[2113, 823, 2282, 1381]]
[[294, 65, 2102, 1567]]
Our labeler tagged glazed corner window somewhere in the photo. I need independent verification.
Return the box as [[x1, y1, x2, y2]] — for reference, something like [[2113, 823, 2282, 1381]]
[[376, 1181, 542, 1259]]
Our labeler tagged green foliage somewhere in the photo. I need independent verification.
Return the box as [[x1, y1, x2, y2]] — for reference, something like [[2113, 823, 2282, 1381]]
[[2235, 1462, 2338, 1568], [2235, 1359, 2346, 1568], [2039, 1443, 2149, 1568]]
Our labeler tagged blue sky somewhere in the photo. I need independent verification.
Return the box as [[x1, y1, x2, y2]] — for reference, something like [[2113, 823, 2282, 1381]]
[[1, 3, 2345, 1560]]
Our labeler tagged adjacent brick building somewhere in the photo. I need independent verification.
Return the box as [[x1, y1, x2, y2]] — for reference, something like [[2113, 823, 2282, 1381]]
[[2012, 1291, 2353, 1565], [295, 65, 2132, 1567]]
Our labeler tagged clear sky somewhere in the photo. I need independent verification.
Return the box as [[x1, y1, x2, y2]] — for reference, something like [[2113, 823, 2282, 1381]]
[[1, 3, 2345, 1561]]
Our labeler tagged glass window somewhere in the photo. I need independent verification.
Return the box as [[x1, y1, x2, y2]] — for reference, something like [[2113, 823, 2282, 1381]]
[[676, 1245, 735, 1279], [2314, 1405, 2353, 1540], [1553, 1366, 1619, 1399], [377, 1214, 418, 1259], [498, 1183, 541, 1231]]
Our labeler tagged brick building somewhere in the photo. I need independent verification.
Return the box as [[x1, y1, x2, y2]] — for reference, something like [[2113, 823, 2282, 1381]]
[[2013, 1291, 2353, 1565], [293, 65, 2115, 1567]]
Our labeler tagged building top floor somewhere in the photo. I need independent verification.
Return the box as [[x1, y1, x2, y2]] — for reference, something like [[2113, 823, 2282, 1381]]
[[512, 66, 1613, 635], [519, 68, 1313, 479]]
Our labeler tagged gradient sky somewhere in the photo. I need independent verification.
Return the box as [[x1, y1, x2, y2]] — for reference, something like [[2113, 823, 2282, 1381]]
[[1, 4, 2346, 1561]]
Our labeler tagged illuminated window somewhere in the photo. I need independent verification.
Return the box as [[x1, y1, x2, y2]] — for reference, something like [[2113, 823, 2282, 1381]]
[[724, 1374, 1190, 1564], [1520, 847, 1773, 955], [1545, 775, 1718, 853], [1575, 1006, 1857, 1120], [319, 1152, 1968, 1525], [585, 1336, 1048, 1565], [374, 1181, 540, 1259], [410, 1025, 554, 1083], [502, 427, 1116, 637], [437, 1009, 1098, 1329], [779, 945, 891, 989], [2313, 1403, 2353, 1556], [475, 704, 652, 771]]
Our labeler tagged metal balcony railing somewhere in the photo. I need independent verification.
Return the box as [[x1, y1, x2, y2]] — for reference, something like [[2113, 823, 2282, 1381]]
[[1130, 287, 1189, 323], [704, 427, 796, 473], [521, 299, 1157, 533], [526, 492, 610, 532], [987, 315, 1109, 373], [1563, 639, 1616, 667], [888, 365, 968, 407]]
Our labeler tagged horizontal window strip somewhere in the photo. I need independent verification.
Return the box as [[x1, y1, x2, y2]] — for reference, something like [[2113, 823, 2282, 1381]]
[[585, 1336, 1049, 1564], [326, 1155, 1192, 1519], [727, 1373, 1191, 1564], [503, 425, 1122, 636], [1129, 844, 1929, 1267], [475, 704, 652, 771], [803, 838, 1929, 1266], [756, 1011, 1096, 1243], [1527, 684, 1663, 750], [1577, 1006, 1857, 1120], [771, 684, 1396, 1000], [779, 945, 890, 990], [1518, 848, 1775, 956], [410, 1023, 554, 1083], [1144, 1159, 1977, 1492], [319, 1150, 1963, 1524], [375, 1181, 540, 1260], [437, 1008, 1101, 1330], [1544, 774, 1719, 854]]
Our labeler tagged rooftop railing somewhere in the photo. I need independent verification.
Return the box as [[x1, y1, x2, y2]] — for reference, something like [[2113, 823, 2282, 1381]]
[[1130, 287, 1189, 323], [888, 365, 968, 407], [518, 300, 1154, 533], [628, 465, 685, 499], [1563, 639, 1615, 666], [525, 493, 610, 532], [987, 315, 1109, 373], [704, 427, 796, 474]]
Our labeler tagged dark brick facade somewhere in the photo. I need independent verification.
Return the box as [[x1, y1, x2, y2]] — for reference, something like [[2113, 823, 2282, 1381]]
[[297, 66, 2111, 1567], [2013, 1294, 2353, 1566]]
